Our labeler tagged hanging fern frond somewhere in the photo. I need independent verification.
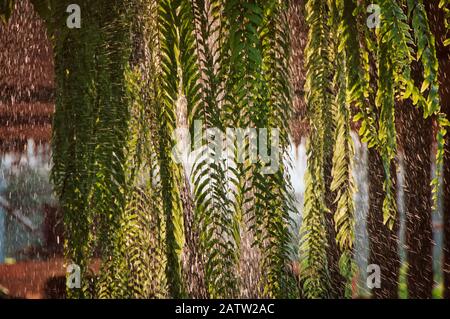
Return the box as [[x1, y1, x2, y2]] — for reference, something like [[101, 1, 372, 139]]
[[110, 0, 170, 297], [190, 0, 240, 298], [330, 66, 356, 298], [157, 0, 202, 298], [374, 0, 414, 229], [407, 0, 440, 116], [439, 0, 450, 46], [331, 0, 358, 297], [220, 0, 264, 260], [257, 0, 297, 298], [407, 0, 448, 210], [94, 2, 132, 297], [51, 0, 106, 298], [299, 0, 334, 298]]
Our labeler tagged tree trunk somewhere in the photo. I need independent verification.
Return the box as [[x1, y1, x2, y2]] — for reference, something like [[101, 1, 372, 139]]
[[367, 147, 400, 298], [397, 99, 434, 298], [444, 95, 450, 300], [424, 0, 450, 299]]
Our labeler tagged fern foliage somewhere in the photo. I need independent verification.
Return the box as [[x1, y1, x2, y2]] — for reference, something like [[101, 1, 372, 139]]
[[190, 0, 240, 298], [299, 0, 334, 298], [190, 0, 296, 298], [331, 0, 358, 297], [439, 0, 450, 46], [407, 0, 449, 208], [4, 0, 447, 300]]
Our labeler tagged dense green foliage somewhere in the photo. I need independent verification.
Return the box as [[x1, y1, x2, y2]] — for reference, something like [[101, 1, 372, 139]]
[[300, 0, 446, 297], [1, 0, 449, 299]]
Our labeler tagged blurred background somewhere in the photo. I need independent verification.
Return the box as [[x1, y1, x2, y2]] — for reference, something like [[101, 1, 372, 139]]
[[0, 0, 63, 299]]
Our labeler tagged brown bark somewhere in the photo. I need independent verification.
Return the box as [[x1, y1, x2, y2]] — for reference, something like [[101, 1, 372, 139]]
[[444, 101, 450, 300], [397, 100, 434, 298], [425, 0, 450, 299], [367, 148, 400, 298], [289, 1, 308, 144], [181, 174, 207, 298], [444, 103, 450, 300]]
